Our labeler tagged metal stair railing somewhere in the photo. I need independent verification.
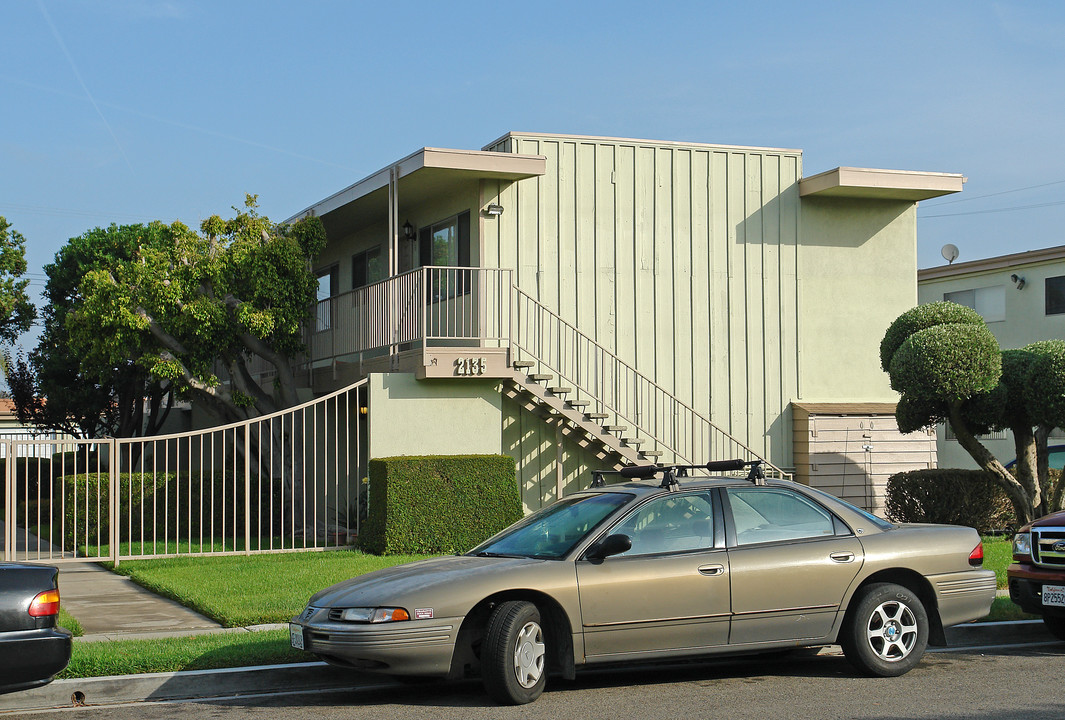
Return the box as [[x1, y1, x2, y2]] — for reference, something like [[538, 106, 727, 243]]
[[510, 287, 788, 479]]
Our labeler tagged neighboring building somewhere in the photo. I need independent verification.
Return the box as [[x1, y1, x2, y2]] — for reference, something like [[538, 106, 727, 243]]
[[280, 132, 963, 513], [918, 245, 1065, 469]]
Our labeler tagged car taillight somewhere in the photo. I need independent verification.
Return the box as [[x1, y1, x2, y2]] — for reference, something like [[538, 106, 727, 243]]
[[969, 542, 984, 567], [28, 589, 60, 617]]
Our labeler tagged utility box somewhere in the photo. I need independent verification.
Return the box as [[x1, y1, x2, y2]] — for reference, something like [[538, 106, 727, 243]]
[[791, 403, 937, 516]]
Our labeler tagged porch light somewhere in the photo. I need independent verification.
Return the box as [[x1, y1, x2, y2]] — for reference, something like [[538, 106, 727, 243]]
[[485, 204, 504, 217], [402, 221, 415, 241]]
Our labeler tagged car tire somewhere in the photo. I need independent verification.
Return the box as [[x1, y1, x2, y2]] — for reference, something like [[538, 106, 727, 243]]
[[841, 582, 929, 677], [482, 600, 546, 705], [1044, 615, 1065, 642]]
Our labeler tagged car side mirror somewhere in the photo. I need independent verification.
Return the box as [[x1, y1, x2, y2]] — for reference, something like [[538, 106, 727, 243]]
[[587, 533, 632, 561]]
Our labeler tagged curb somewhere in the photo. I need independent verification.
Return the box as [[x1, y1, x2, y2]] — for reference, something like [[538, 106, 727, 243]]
[[0, 621, 1058, 714], [944, 619, 1053, 647], [0, 662, 387, 714]]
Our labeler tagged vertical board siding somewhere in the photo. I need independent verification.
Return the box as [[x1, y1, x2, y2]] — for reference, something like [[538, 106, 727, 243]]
[[494, 134, 801, 492]]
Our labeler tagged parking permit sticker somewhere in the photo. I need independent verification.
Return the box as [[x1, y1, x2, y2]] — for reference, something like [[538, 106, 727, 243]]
[[414, 608, 434, 619]]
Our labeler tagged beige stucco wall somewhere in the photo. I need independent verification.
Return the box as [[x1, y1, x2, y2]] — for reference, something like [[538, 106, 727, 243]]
[[367, 373, 503, 458], [797, 197, 916, 403]]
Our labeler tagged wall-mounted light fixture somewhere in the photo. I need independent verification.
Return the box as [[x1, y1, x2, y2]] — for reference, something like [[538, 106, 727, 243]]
[[485, 204, 504, 217], [1010, 273, 1026, 290], [402, 220, 415, 241]]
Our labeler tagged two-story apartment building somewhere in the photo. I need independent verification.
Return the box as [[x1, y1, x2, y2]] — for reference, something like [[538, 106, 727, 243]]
[[918, 245, 1065, 469], [284, 132, 963, 513]]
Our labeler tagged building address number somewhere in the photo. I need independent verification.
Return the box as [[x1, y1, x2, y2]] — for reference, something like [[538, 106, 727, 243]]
[[455, 357, 488, 376]]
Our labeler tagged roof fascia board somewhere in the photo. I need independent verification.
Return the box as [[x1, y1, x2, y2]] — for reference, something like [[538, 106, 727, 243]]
[[799, 166, 966, 200], [919, 244, 1065, 281], [287, 147, 545, 222]]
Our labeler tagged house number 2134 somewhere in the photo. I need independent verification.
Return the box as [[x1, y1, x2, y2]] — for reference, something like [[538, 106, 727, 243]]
[[455, 357, 488, 375]]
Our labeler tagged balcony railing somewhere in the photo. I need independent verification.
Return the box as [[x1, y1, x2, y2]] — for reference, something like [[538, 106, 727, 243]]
[[306, 267, 514, 364], [250, 266, 786, 478]]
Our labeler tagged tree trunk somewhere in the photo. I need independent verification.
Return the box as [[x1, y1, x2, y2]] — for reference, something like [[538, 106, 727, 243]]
[[949, 403, 1034, 525]]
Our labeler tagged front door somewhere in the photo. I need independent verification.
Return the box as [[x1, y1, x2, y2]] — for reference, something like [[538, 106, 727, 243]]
[[576, 491, 731, 659]]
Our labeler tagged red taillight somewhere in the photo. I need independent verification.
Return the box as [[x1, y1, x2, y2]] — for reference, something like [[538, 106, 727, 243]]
[[28, 589, 60, 617], [969, 542, 984, 567]]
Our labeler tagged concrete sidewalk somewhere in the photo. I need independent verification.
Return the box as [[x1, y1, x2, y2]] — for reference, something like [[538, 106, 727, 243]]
[[60, 561, 225, 640]]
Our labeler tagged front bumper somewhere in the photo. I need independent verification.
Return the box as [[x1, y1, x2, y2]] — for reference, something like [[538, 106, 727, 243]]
[[291, 607, 462, 677], [1008, 563, 1065, 618], [0, 627, 72, 695]]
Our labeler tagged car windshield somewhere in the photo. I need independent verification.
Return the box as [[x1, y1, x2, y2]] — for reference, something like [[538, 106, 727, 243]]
[[469, 492, 633, 559]]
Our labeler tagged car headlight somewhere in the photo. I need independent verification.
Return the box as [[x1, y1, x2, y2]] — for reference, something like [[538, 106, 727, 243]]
[[1012, 532, 1032, 560], [339, 607, 410, 623]]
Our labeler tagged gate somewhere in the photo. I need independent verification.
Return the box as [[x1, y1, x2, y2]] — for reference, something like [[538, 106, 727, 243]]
[[1, 379, 368, 565]]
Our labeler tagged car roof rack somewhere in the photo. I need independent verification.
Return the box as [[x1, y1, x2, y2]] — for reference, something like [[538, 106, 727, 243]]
[[590, 459, 767, 491]]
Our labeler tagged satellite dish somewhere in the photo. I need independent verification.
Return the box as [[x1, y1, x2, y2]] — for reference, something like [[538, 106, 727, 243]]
[[941, 244, 960, 264]]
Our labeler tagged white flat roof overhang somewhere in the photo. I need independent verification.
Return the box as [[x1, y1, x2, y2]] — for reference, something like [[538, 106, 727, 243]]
[[287, 147, 546, 227], [799, 167, 966, 201]]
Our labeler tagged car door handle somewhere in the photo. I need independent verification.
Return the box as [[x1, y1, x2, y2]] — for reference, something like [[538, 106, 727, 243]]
[[698, 564, 725, 576], [830, 552, 855, 563]]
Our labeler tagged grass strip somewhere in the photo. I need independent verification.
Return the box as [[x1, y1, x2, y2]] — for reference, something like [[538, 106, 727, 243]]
[[59, 608, 84, 637], [59, 630, 307, 679], [982, 537, 1012, 589], [106, 549, 433, 626]]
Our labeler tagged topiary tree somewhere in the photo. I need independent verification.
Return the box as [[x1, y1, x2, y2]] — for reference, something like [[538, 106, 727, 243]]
[[881, 302, 1065, 524]]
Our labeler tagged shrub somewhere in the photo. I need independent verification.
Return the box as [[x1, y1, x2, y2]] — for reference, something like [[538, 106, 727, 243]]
[[885, 469, 1016, 534], [362, 455, 521, 555]]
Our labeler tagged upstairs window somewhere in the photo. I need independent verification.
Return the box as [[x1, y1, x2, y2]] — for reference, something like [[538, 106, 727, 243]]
[[418, 211, 471, 301], [943, 285, 1005, 322], [352, 246, 383, 289], [1046, 276, 1065, 315]]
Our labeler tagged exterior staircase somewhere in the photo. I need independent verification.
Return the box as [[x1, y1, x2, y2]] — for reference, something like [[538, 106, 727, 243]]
[[503, 362, 662, 465]]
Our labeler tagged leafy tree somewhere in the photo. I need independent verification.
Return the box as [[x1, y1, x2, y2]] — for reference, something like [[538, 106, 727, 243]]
[[10, 223, 175, 439], [881, 302, 1065, 523], [0, 217, 37, 344], [66, 196, 325, 424]]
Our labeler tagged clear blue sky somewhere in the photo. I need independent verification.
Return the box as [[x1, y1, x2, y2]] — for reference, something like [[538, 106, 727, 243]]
[[3, 0, 1064, 353]]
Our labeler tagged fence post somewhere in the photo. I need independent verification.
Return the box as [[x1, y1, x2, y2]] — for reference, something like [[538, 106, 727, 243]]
[[109, 438, 119, 567], [244, 424, 252, 556], [3, 440, 11, 562]]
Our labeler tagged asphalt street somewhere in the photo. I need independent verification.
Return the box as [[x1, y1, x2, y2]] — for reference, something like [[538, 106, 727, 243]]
[[11, 644, 1065, 720]]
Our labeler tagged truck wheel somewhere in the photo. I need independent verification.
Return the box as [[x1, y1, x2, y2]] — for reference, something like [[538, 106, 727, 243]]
[[1044, 616, 1065, 642], [482, 601, 546, 704], [841, 582, 928, 677]]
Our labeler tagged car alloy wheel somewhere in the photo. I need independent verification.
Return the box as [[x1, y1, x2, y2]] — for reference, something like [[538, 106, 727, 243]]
[[865, 599, 918, 661], [841, 582, 928, 677], [482, 600, 547, 704]]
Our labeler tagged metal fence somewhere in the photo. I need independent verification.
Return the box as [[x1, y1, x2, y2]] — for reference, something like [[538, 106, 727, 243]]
[[0, 379, 368, 565]]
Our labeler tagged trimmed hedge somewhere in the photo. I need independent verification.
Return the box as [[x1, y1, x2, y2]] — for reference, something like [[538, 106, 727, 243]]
[[885, 468, 1016, 534], [363, 455, 521, 555]]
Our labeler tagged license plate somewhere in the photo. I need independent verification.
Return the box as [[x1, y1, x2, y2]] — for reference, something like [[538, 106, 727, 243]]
[[1042, 584, 1065, 608], [290, 623, 305, 650]]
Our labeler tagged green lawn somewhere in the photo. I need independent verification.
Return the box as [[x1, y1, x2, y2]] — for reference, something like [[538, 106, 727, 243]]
[[106, 549, 433, 626], [59, 630, 306, 679]]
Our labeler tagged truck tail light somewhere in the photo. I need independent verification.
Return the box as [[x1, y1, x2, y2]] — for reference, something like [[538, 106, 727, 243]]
[[969, 542, 984, 567], [29, 589, 60, 617]]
